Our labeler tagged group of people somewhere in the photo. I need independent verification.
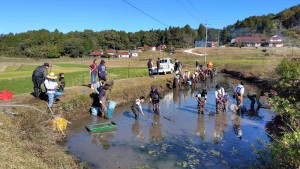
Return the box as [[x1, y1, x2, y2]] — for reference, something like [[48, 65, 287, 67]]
[[172, 61, 216, 89], [89, 59, 112, 119], [89, 59, 107, 90], [131, 85, 163, 120], [32, 63, 65, 108], [147, 58, 162, 77]]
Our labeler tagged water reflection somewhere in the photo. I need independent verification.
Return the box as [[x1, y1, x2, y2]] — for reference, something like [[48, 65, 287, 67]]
[[91, 132, 114, 149], [173, 90, 181, 106], [195, 114, 206, 140], [150, 114, 163, 141], [232, 112, 243, 139], [213, 113, 228, 144], [131, 120, 145, 141]]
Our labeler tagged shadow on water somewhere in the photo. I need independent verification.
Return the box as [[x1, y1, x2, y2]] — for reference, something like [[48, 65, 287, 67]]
[[67, 74, 276, 169]]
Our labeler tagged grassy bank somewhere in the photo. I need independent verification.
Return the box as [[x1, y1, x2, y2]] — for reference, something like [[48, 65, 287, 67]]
[[0, 107, 78, 169]]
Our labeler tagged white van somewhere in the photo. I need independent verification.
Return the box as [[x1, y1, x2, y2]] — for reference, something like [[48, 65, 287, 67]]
[[153, 58, 174, 75]]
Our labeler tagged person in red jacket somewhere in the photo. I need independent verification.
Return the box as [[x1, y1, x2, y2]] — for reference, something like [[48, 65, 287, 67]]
[[89, 59, 98, 90]]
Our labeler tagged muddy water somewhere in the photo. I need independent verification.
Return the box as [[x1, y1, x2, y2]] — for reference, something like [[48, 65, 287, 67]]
[[67, 74, 275, 169]]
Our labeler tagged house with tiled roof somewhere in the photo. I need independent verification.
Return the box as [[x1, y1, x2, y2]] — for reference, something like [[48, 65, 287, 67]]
[[235, 36, 261, 47], [89, 50, 103, 57], [117, 51, 130, 58], [105, 49, 116, 56], [266, 35, 285, 47]]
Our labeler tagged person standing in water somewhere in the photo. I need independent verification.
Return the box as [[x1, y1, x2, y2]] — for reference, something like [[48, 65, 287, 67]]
[[148, 85, 163, 114]]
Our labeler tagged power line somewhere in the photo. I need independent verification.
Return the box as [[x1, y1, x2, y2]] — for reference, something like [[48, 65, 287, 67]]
[[121, 0, 169, 27], [186, 0, 208, 23], [175, 0, 200, 23]]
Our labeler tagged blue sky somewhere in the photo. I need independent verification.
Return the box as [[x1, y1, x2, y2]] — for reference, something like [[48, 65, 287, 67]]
[[0, 0, 299, 34]]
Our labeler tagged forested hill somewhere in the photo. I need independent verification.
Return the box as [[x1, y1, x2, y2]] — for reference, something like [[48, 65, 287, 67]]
[[0, 25, 219, 58], [223, 5, 300, 44]]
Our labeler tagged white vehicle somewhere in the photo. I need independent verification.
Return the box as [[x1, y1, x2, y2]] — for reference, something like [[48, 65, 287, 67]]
[[153, 58, 174, 75]]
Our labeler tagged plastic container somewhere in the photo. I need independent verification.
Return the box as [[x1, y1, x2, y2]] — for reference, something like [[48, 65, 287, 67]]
[[90, 106, 100, 116], [52, 118, 68, 131], [0, 91, 13, 101], [107, 101, 117, 118]]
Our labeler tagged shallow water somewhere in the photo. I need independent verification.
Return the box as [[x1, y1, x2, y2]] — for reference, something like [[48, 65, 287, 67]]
[[67, 74, 275, 169]]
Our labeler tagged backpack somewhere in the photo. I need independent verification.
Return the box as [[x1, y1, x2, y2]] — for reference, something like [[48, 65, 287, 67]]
[[152, 91, 159, 101]]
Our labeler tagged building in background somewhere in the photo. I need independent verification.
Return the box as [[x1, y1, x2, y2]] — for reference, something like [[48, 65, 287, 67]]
[[266, 35, 285, 47], [88, 50, 103, 58], [117, 51, 130, 58], [235, 36, 261, 47]]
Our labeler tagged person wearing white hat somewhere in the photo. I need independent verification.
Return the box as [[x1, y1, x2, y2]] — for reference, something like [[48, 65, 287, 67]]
[[44, 72, 62, 108]]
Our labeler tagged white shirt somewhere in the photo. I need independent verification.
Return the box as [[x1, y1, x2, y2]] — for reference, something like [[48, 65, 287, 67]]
[[94, 82, 104, 94], [215, 87, 225, 98], [44, 79, 58, 94], [235, 84, 244, 95], [135, 99, 142, 112]]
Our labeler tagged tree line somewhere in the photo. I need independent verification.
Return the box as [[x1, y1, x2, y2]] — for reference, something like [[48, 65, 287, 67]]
[[0, 25, 219, 58]]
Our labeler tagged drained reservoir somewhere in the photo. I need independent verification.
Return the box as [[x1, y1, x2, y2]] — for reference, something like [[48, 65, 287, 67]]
[[67, 74, 275, 169]]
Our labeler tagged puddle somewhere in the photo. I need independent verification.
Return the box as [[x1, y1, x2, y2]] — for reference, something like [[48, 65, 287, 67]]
[[67, 74, 275, 169]]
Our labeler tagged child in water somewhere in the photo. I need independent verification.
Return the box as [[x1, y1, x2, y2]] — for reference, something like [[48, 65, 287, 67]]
[[195, 94, 206, 114], [131, 96, 145, 120]]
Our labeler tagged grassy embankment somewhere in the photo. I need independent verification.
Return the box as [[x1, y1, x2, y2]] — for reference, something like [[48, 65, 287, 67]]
[[0, 47, 299, 168]]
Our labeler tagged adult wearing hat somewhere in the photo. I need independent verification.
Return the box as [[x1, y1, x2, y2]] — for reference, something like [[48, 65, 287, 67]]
[[44, 72, 62, 108], [32, 63, 50, 98], [98, 60, 107, 83]]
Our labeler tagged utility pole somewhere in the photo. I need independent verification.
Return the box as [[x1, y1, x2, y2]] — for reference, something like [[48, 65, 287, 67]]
[[217, 32, 220, 47], [204, 23, 208, 65]]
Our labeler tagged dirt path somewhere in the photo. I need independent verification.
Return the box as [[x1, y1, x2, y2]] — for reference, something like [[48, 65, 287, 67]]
[[183, 48, 204, 56]]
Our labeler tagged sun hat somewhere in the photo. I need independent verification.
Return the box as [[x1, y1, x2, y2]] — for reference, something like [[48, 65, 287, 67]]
[[47, 72, 57, 79]]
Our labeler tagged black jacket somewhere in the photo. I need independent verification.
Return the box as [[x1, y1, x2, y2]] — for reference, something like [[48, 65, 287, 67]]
[[149, 90, 163, 104]]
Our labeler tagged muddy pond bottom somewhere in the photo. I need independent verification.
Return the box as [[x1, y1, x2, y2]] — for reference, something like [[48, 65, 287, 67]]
[[67, 75, 275, 169]]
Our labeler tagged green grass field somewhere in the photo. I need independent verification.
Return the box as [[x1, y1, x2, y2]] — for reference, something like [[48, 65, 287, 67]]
[[0, 67, 147, 94]]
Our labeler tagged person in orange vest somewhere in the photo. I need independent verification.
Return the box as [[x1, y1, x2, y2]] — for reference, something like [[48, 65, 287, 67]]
[[207, 61, 214, 69]]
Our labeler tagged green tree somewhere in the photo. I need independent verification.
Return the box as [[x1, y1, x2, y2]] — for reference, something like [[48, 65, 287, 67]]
[[197, 24, 206, 39], [220, 28, 231, 45]]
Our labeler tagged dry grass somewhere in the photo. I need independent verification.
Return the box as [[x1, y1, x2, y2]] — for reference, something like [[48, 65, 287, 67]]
[[0, 108, 79, 169]]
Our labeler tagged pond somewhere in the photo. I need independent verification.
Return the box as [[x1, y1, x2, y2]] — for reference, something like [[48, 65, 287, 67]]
[[67, 74, 275, 169]]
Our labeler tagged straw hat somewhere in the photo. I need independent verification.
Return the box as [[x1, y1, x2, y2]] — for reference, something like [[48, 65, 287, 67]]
[[47, 72, 57, 79]]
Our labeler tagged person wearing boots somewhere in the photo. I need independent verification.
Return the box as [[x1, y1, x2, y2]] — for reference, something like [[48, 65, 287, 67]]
[[99, 84, 110, 119], [148, 85, 163, 114]]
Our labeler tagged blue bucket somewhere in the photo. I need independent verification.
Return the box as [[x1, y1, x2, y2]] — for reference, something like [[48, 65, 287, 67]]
[[107, 101, 117, 118]]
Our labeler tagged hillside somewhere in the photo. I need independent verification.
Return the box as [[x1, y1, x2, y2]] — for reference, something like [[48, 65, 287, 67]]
[[225, 5, 300, 45]]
